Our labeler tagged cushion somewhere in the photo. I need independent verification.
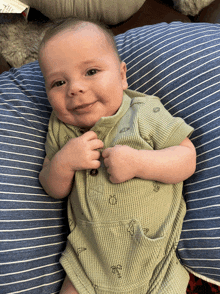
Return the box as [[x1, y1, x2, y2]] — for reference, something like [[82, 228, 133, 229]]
[[173, 0, 215, 16], [20, 0, 145, 25], [1, 21, 220, 293]]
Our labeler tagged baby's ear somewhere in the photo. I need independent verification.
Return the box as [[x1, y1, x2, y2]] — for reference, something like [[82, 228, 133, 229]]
[[120, 62, 128, 90]]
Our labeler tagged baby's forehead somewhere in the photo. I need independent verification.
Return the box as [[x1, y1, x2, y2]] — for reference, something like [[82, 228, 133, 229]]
[[39, 22, 120, 69]]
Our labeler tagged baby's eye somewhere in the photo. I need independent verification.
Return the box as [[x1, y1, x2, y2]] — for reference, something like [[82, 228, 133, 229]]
[[86, 69, 98, 76], [52, 80, 66, 87]]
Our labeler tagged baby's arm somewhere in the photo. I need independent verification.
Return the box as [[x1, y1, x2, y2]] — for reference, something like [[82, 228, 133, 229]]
[[39, 131, 104, 198], [102, 137, 196, 184]]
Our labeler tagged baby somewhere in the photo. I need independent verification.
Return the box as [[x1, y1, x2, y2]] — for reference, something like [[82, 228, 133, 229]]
[[38, 18, 196, 294]]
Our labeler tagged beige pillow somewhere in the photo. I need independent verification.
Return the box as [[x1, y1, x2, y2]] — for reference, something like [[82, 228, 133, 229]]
[[173, 0, 215, 16], [20, 0, 145, 25]]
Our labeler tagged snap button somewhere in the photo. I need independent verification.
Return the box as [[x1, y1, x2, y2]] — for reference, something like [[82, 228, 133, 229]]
[[90, 169, 98, 176], [79, 128, 88, 134], [153, 107, 160, 113]]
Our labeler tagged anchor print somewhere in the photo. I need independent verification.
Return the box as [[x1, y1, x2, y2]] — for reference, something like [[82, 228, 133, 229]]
[[76, 247, 87, 256], [111, 265, 122, 278], [127, 220, 136, 236], [153, 181, 160, 192]]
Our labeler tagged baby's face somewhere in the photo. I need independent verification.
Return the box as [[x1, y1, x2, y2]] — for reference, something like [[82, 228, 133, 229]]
[[39, 24, 128, 128]]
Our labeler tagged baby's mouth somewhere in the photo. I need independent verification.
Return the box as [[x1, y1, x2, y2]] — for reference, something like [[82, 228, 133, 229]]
[[73, 101, 96, 113]]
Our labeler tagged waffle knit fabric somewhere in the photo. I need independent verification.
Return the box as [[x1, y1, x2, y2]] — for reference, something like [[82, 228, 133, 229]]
[[45, 89, 193, 293]]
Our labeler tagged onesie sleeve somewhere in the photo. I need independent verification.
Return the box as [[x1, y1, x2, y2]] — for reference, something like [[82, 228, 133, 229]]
[[45, 111, 61, 160], [138, 96, 194, 150]]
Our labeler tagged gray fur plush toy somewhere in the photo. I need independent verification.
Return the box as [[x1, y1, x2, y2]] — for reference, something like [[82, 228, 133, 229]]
[[0, 15, 52, 68], [173, 0, 215, 16]]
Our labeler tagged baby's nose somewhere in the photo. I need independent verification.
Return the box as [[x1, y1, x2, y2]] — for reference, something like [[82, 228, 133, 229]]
[[67, 81, 86, 96]]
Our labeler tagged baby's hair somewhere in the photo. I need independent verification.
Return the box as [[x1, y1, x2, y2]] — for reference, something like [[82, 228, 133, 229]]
[[38, 17, 121, 62]]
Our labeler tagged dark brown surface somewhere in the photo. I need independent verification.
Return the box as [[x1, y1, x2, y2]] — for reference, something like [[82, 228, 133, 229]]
[[111, 0, 191, 35], [0, 53, 10, 74], [194, 0, 220, 23]]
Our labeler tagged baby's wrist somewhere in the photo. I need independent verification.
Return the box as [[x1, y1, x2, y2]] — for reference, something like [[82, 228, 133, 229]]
[[54, 150, 75, 175]]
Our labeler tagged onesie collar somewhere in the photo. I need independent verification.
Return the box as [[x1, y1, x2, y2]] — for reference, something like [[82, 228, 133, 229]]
[[91, 92, 131, 131]]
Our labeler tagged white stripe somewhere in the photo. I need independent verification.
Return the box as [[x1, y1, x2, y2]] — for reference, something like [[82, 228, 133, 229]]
[[179, 236, 220, 241], [162, 68, 220, 107], [187, 203, 220, 212], [0, 120, 47, 133], [192, 124, 220, 142], [0, 165, 40, 173], [0, 226, 65, 233], [0, 262, 60, 277], [185, 184, 220, 195], [128, 38, 220, 90], [153, 50, 220, 97], [195, 153, 220, 166], [196, 145, 220, 159], [0, 134, 44, 145], [0, 241, 65, 253], [185, 194, 220, 203], [194, 164, 220, 175], [7, 278, 63, 294], [0, 199, 61, 204], [178, 246, 220, 251], [195, 135, 220, 150], [171, 88, 220, 120], [1, 232, 66, 242], [5, 104, 50, 114], [0, 191, 47, 196], [0, 173, 38, 180], [126, 26, 209, 71], [179, 97, 220, 123], [0, 252, 61, 265], [0, 107, 50, 124], [0, 150, 43, 160], [184, 174, 219, 186], [0, 141, 44, 151], [181, 227, 220, 232], [0, 182, 43, 189], [182, 257, 220, 261], [188, 266, 220, 271], [0, 208, 63, 211], [184, 216, 220, 222], [0, 218, 65, 222], [1, 270, 63, 287], [193, 115, 220, 133]]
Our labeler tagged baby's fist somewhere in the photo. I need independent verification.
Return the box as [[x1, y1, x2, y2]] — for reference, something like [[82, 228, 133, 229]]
[[102, 145, 139, 183]]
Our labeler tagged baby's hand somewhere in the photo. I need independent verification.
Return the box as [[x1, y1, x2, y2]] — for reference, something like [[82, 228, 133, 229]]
[[59, 131, 104, 171], [102, 145, 139, 183]]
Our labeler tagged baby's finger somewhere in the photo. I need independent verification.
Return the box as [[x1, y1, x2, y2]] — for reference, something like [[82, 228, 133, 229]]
[[90, 139, 104, 151], [90, 159, 101, 170], [102, 148, 112, 158], [82, 130, 98, 141], [92, 150, 102, 160], [103, 157, 109, 167]]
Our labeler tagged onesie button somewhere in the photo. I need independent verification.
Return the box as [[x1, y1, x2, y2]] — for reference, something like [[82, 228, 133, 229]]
[[153, 107, 160, 113], [90, 169, 98, 176]]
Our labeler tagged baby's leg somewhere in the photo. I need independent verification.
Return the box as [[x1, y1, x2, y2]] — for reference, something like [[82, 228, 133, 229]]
[[60, 276, 79, 294]]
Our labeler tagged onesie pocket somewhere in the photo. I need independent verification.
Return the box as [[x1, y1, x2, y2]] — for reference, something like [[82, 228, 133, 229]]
[[67, 218, 167, 292]]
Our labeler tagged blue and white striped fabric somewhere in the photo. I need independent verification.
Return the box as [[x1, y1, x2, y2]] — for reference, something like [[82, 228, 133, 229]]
[[1, 21, 220, 293], [0, 64, 67, 293]]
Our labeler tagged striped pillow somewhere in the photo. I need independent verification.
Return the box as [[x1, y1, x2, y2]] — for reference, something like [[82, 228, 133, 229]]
[[0, 22, 220, 293], [116, 22, 220, 285]]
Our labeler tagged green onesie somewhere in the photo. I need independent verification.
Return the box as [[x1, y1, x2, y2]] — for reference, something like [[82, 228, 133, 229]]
[[45, 89, 194, 294]]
